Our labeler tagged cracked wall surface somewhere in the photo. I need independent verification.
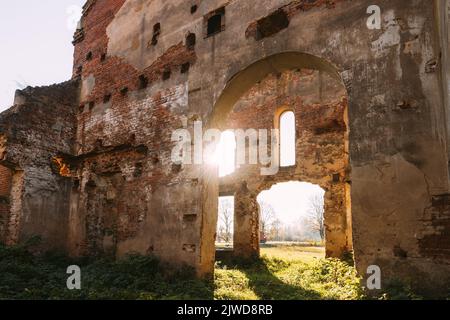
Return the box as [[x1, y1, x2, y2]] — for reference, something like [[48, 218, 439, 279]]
[[0, 0, 449, 294]]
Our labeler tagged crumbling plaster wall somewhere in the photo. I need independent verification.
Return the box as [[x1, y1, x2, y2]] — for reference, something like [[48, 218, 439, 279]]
[[219, 69, 350, 259], [438, 0, 450, 160], [0, 81, 79, 249], [67, 0, 450, 292]]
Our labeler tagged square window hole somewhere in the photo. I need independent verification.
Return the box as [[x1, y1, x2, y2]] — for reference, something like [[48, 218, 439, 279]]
[[205, 7, 225, 37]]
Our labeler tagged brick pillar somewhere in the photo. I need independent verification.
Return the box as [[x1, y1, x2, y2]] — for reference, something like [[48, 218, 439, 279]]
[[324, 183, 350, 258], [0, 165, 12, 243], [233, 182, 260, 259]]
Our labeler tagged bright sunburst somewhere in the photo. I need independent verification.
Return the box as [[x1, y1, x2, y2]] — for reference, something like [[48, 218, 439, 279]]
[[214, 130, 236, 177]]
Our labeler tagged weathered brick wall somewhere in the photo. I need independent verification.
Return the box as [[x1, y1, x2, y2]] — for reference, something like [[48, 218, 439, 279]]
[[73, 0, 126, 79], [0, 0, 447, 296], [62, 0, 450, 293], [0, 165, 12, 196], [73, 0, 195, 110], [68, 82, 200, 267], [419, 194, 450, 260], [0, 165, 12, 243], [68, 0, 202, 267], [0, 81, 79, 248]]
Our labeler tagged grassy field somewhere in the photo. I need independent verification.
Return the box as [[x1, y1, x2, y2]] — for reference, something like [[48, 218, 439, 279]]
[[0, 241, 422, 300], [261, 243, 325, 262], [215, 243, 362, 300]]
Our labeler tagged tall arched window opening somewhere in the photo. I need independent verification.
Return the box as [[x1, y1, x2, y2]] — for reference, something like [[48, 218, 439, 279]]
[[280, 111, 296, 167]]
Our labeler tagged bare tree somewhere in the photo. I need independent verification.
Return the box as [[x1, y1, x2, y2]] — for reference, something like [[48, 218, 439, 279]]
[[270, 218, 282, 241], [306, 194, 325, 241], [218, 198, 233, 243], [259, 201, 276, 240]]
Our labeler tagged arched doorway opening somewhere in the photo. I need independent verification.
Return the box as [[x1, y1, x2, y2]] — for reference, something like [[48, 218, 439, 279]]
[[216, 195, 234, 250], [257, 182, 325, 248], [200, 52, 351, 277]]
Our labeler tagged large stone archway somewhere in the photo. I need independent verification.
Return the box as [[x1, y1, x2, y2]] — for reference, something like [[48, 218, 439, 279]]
[[1, 0, 448, 294], [199, 52, 352, 276]]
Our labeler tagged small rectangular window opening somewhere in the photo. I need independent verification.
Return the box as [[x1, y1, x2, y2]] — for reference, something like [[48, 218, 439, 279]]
[[205, 7, 225, 37]]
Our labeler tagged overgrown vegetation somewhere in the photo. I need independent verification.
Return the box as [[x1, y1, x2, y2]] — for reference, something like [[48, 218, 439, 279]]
[[0, 241, 432, 300], [215, 255, 364, 300], [0, 241, 212, 300]]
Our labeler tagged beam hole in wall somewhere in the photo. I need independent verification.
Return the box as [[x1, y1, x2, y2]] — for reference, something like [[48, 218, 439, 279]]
[[181, 62, 190, 74], [103, 94, 111, 103], [255, 9, 290, 40], [186, 33, 196, 49], [120, 87, 129, 96], [151, 23, 161, 46], [172, 163, 182, 174], [134, 163, 144, 177], [138, 75, 149, 89], [162, 69, 171, 81]]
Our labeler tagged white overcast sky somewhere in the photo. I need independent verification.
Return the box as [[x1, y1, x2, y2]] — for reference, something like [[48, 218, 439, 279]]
[[258, 182, 324, 225], [219, 182, 324, 227], [0, 0, 85, 112]]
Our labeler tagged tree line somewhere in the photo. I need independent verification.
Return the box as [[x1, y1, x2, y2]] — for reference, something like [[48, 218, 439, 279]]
[[216, 194, 325, 244]]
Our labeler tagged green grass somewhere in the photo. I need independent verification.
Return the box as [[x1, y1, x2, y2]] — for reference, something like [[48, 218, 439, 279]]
[[261, 243, 325, 262], [0, 242, 212, 300], [0, 241, 427, 300], [215, 254, 363, 300]]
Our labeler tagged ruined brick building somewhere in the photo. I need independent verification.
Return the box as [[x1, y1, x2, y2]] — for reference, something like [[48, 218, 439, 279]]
[[0, 0, 450, 294]]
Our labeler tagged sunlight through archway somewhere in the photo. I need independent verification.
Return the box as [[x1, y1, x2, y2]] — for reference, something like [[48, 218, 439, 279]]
[[257, 182, 325, 244], [215, 130, 237, 177]]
